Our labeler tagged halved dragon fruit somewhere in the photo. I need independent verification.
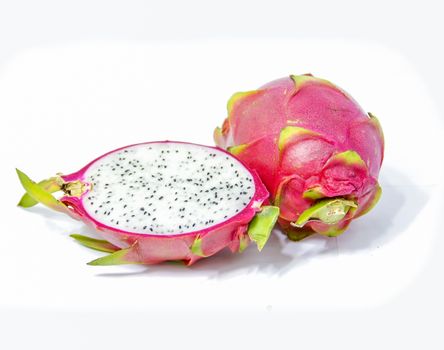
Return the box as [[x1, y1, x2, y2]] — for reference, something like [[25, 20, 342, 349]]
[[214, 74, 384, 240], [17, 141, 279, 265]]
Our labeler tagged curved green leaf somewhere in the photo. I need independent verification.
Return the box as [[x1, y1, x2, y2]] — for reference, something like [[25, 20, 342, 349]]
[[18, 177, 62, 207], [247, 206, 280, 251], [87, 246, 139, 266], [294, 198, 357, 227], [70, 234, 120, 253], [16, 169, 67, 213]]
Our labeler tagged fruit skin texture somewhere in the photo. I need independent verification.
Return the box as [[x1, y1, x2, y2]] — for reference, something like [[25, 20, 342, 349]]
[[214, 74, 384, 240], [17, 141, 279, 265]]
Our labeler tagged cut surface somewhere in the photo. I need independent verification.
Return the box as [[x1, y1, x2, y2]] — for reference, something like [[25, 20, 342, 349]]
[[82, 142, 256, 235]]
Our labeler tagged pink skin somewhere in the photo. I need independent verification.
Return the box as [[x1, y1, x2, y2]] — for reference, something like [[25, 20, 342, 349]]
[[215, 75, 384, 238], [59, 141, 269, 265]]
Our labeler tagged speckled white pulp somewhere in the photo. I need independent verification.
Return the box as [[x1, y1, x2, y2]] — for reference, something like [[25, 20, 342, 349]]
[[82, 143, 256, 235]]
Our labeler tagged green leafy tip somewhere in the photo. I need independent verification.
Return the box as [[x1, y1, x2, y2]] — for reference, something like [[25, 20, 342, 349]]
[[294, 198, 357, 227], [190, 236, 207, 257], [16, 169, 67, 213], [290, 74, 316, 87], [18, 177, 62, 207], [87, 246, 137, 266], [228, 143, 248, 156], [330, 150, 366, 167], [278, 126, 317, 151], [238, 234, 249, 253], [302, 188, 324, 200], [227, 90, 259, 115], [70, 234, 120, 253], [247, 206, 280, 251], [290, 74, 338, 94]]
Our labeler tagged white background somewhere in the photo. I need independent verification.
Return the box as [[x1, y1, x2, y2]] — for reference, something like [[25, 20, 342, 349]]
[[0, 1, 443, 349]]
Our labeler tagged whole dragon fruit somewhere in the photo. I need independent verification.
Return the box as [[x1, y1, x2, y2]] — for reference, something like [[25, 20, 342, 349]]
[[17, 141, 279, 265], [214, 74, 384, 241]]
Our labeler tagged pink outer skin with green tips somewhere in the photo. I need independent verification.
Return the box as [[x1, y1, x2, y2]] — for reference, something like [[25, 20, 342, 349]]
[[17, 141, 278, 266], [214, 74, 384, 240]]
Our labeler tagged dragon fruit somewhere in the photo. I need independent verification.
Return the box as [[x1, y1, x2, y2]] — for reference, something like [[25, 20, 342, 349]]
[[214, 74, 384, 241], [17, 141, 279, 265]]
